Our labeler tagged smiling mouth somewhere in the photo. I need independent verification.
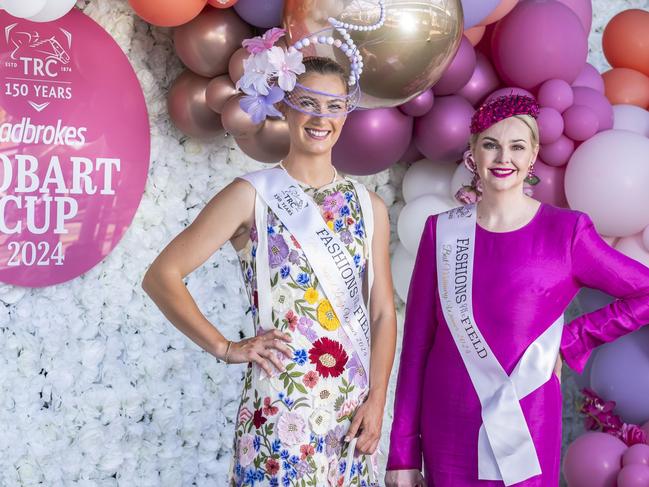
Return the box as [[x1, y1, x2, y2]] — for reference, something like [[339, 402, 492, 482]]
[[489, 168, 516, 178], [304, 127, 331, 140]]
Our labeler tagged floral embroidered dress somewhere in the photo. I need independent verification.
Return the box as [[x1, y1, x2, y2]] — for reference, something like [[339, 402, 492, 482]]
[[230, 177, 377, 487]]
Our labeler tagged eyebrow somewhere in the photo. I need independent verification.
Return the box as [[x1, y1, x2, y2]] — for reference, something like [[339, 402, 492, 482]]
[[482, 137, 527, 143]]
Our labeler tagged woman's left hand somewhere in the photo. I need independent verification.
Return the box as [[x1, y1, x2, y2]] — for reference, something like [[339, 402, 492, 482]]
[[345, 392, 385, 455]]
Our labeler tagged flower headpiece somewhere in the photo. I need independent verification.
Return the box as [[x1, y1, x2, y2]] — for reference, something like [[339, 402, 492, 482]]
[[236, 1, 387, 123], [470, 94, 541, 134]]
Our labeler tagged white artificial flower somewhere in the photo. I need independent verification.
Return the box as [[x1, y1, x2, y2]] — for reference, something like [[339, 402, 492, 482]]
[[267, 46, 305, 91], [237, 51, 272, 95]]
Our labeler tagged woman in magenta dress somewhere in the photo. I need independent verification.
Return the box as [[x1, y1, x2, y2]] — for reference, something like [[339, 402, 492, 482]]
[[385, 94, 649, 486]]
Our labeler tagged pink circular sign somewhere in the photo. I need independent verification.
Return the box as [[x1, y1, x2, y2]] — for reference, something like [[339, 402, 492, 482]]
[[0, 9, 150, 287]]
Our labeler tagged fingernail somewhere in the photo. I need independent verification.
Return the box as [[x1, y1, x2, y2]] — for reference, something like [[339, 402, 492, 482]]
[[344, 436, 350, 442]]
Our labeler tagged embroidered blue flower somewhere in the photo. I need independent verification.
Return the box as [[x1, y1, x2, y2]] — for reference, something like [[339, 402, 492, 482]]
[[353, 254, 361, 268], [339, 460, 347, 475], [293, 349, 307, 365], [334, 219, 345, 232], [280, 449, 290, 460], [315, 435, 324, 453], [345, 191, 354, 203], [253, 435, 261, 452], [282, 395, 294, 407], [340, 205, 350, 216], [289, 455, 300, 464], [267, 225, 275, 235], [354, 221, 364, 238], [272, 439, 282, 453], [251, 245, 257, 258], [245, 468, 257, 484], [282, 474, 291, 487], [270, 478, 279, 487], [280, 265, 290, 279], [296, 273, 310, 286]]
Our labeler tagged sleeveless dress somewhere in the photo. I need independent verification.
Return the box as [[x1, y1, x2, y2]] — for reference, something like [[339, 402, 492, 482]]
[[230, 176, 379, 487]]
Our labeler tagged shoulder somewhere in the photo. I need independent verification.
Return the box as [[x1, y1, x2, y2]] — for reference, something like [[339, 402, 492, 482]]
[[539, 203, 592, 231]]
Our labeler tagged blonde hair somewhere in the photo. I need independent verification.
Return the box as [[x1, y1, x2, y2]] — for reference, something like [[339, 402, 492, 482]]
[[469, 114, 539, 150]]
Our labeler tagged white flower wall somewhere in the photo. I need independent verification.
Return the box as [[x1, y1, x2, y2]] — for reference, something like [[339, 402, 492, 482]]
[[0, 0, 645, 485]]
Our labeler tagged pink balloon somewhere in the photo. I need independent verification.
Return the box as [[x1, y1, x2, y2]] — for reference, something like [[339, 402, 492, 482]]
[[333, 108, 413, 176], [563, 432, 627, 487], [623, 444, 649, 467], [617, 464, 649, 487], [399, 139, 424, 164], [399, 89, 435, 117], [572, 86, 614, 131], [538, 79, 575, 113], [491, 0, 588, 89], [433, 36, 477, 96], [563, 104, 599, 141], [486, 86, 534, 102], [413, 95, 474, 162], [539, 134, 574, 166], [537, 107, 564, 144], [573, 63, 606, 93], [457, 52, 501, 106], [532, 159, 568, 207], [555, 0, 593, 33]]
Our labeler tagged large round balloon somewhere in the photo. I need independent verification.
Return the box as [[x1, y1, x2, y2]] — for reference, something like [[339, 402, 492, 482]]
[[283, 0, 464, 108], [532, 160, 567, 207], [28, 0, 77, 22], [392, 243, 416, 302], [555, 0, 593, 34], [623, 444, 649, 467], [572, 86, 614, 132], [402, 160, 458, 203], [128, 0, 207, 27], [235, 119, 290, 163], [618, 465, 649, 487], [234, 0, 283, 28], [615, 234, 649, 268], [491, 0, 588, 90], [174, 8, 253, 78], [591, 326, 649, 425], [572, 63, 606, 93], [602, 68, 649, 108], [167, 70, 224, 138], [603, 9, 649, 78], [457, 52, 500, 106], [398, 194, 457, 254], [205, 76, 238, 113], [563, 432, 627, 487], [433, 36, 477, 96], [565, 129, 649, 237], [613, 105, 649, 137], [333, 108, 413, 175]]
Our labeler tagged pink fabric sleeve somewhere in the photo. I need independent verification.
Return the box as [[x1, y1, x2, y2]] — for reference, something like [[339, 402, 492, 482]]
[[561, 212, 649, 374], [386, 215, 439, 471]]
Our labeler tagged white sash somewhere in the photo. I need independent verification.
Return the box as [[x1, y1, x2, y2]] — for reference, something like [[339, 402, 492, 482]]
[[435, 204, 563, 486], [241, 167, 372, 377]]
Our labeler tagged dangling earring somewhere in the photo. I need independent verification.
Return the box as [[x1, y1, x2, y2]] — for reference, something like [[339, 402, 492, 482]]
[[463, 150, 477, 174], [524, 162, 540, 185]]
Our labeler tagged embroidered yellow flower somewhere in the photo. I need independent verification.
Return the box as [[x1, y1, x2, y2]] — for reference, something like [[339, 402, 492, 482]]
[[326, 220, 334, 230], [316, 299, 340, 331], [304, 287, 319, 305]]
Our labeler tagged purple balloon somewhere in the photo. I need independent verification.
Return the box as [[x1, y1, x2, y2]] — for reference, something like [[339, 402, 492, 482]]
[[461, 0, 500, 29], [539, 134, 574, 167], [563, 104, 599, 141], [538, 107, 564, 144], [623, 444, 649, 467], [538, 79, 575, 113], [617, 465, 649, 487], [457, 52, 501, 106], [433, 36, 477, 96], [399, 139, 424, 163], [486, 86, 535, 102], [573, 63, 606, 93], [491, 0, 588, 89], [333, 108, 413, 176], [413, 95, 474, 162], [556, 0, 593, 34], [591, 327, 649, 424], [233, 0, 283, 28], [572, 86, 614, 131], [563, 432, 627, 487], [399, 89, 435, 117]]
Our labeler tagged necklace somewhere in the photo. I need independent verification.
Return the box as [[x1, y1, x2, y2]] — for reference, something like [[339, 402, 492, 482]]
[[278, 161, 338, 188]]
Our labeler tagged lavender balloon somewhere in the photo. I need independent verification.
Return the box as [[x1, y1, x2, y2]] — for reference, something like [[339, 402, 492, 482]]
[[333, 108, 413, 175], [591, 326, 649, 424], [563, 432, 627, 487], [563, 104, 599, 141], [623, 444, 649, 467], [461, 0, 500, 29], [556, 0, 593, 34], [433, 36, 477, 96], [573, 63, 606, 93], [234, 0, 283, 28], [617, 465, 649, 487], [399, 89, 435, 117], [538, 79, 575, 113], [413, 95, 474, 162], [537, 107, 564, 144], [457, 52, 500, 106], [572, 86, 614, 131]]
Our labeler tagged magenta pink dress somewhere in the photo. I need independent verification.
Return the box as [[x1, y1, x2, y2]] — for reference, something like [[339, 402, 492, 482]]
[[387, 203, 649, 486]]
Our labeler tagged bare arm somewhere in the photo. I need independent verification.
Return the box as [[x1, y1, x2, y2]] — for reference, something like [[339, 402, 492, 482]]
[[347, 191, 398, 454], [141, 178, 292, 373]]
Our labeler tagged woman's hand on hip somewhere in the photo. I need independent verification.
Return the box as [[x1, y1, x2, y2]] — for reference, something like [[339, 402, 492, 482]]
[[385, 469, 426, 487], [226, 329, 293, 376]]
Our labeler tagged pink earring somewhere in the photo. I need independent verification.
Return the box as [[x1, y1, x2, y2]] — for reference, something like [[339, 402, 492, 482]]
[[463, 150, 477, 173]]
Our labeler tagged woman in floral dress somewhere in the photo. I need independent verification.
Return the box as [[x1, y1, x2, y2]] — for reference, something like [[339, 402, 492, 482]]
[[143, 56, 397, 487]]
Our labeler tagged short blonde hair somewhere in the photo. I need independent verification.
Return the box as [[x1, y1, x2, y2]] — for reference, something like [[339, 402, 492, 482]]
[[469, 114, 539, 150]]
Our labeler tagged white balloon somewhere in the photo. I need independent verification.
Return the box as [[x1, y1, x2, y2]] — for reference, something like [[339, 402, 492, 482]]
[[615, 234, 649, 269], [601, 235, 618, 248], [391, 244, 416, 302], [28, 0, 77, 22], [565, 129, 649, 237], [3, 0, 47, 18], [612, 104, 649, 138], [402, 159, 457, 203], [642, 225, 649, 253], [450, 162, 474, 200], [398, 194, 458, 254]]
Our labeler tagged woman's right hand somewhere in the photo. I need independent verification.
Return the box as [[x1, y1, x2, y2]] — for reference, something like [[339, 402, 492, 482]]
[[225, 329, 293, 376], [385, 469, 426, 487]]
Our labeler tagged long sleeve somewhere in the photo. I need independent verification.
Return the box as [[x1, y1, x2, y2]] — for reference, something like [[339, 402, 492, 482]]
[[387, 215, 439, 471], [560, 212, 649, 374]]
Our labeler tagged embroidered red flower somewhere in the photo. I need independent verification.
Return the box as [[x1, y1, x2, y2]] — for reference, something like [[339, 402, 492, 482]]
[[262, 397, 278, 416], [302, 370, 319, 388], [290, 234, 301, 249], [346, 217, 354, 225], [265, 458, 280, 475], [308, 337, 348, 378], [300, 443, 315, 460], [253, 408, 267, 428], [285, 310, 298, 331], [323, 210, 335, 222]]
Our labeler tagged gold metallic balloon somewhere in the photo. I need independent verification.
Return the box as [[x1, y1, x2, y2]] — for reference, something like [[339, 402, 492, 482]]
[[228, 47, 250, 85], [235, 119, 290, 163], [283, 0, 464, 108], [206, 75, 238, 113], [221, 94, 263, 138], [167, 70, 224, 138]]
